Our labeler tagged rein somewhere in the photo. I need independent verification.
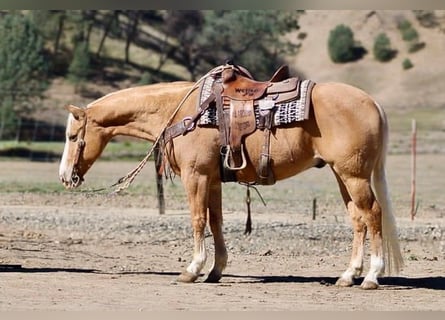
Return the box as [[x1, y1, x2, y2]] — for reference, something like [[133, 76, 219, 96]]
[[74, 64, 266, 235], [107, 66, 226, 194]]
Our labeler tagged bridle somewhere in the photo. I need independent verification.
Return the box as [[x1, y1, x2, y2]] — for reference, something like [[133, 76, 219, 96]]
[[109, 65, 227, 193], [70, 114, 87, 187], [66, 65, 226, 192]]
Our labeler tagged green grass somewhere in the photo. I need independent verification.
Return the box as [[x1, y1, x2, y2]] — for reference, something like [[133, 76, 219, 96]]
[[0, 141, 65, 154], [387, 107, 445, 132], [0, 140, 153, 161], [101, 140, 153, 160], [0, 181, 64, 193]]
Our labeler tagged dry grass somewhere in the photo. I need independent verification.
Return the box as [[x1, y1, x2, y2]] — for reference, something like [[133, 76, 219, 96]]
[[290, 11, 445, 111], [35, 11, 445, 156], [1, 154, 444, 221]]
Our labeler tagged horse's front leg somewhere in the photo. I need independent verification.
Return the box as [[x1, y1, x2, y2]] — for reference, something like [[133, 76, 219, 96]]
[[204, 182, 228, 283], [177, 173, 210, 283]]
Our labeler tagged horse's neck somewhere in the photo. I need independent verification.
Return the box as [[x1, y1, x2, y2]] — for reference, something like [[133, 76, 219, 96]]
[[87, 83, 194, 141]]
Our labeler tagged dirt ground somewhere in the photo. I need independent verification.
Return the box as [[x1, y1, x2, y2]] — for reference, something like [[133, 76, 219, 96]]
[[0, 156, 444, 311]]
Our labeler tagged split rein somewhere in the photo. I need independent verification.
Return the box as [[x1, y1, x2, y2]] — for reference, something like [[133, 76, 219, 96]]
[[82, 66, 227, 195], [78, 66, 267, 234]]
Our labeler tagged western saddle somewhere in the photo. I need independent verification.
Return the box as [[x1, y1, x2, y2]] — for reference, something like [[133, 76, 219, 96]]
[[216, 63, 302, 185], [163, 62, 307, 185]]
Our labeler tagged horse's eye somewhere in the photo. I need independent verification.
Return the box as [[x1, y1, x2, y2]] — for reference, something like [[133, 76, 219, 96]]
[[68, 135, 77, 142]]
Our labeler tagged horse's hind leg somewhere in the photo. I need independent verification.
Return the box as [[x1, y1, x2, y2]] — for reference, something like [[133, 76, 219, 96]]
[[332, 171, 366, 287], [339, 175, 385, 289], [204, 182, 228, 283]]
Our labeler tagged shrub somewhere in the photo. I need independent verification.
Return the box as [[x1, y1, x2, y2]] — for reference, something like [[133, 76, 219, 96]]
[[408, 41, 426, 53], [402, 27, 419, 42], [373, 33, 397, 62], [402, 58, 414, 70], [397, 19, 419, 42], [414, 10, 439, 28], [397, 18, 424, 54], [328, 24, 366, 63]]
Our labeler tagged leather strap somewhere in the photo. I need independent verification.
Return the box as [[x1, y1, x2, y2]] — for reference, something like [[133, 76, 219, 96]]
[[257, 127, 275, 185], [214, 84, 229, 147], [163, 92, 216, 144]]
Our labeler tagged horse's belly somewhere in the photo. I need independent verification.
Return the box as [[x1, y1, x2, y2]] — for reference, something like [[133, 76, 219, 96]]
[[272, 156, 315, 180], [240, 130, 316, 182]]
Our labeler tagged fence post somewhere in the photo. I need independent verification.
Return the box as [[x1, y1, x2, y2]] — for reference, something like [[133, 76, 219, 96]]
[[312, 198, 317, 220], [154, 144, 165, 215], [410, 119, 417, 221]]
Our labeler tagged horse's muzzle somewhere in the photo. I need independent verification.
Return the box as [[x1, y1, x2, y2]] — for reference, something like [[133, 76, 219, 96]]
[[60, 173, 84, 189]]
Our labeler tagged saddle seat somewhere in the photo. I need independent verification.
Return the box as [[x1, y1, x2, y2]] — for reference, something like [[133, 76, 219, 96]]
[[221, 65, 300, 104]]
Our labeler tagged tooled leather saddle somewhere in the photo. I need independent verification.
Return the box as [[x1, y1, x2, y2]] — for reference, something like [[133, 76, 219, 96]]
[[215, 63, 313, 185], [163, 62, 315, 185]]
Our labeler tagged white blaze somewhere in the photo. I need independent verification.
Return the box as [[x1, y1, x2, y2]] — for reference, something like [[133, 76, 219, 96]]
[[59, 114, 75, 182]]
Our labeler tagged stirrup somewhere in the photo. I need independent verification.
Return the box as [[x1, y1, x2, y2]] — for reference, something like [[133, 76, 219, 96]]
[[224, 145, 247, 170]]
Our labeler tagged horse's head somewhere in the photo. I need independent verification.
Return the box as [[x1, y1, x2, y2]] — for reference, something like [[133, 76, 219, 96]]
[[59, 105, 109, 189]]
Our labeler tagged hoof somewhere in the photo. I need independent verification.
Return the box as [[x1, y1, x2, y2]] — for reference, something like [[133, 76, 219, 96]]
[[204, 270, 222, 283], [361, 280, 379, 290], [335, 278, 354, 287], [177, 271, 199, 283]]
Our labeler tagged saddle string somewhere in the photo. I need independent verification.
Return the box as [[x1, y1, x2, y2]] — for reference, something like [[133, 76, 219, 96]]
[[244, 185, 252, 235], [239, 182, 267, 235], [109, 65, 227, 194]]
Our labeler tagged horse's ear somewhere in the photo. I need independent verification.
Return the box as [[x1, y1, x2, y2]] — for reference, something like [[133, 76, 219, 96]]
[[65, 105, 85, 121]]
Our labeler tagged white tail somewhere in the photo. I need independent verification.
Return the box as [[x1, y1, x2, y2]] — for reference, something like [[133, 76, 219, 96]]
[[373, 102, 404, 274]]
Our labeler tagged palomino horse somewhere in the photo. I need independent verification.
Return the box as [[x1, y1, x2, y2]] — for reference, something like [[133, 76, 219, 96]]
[[59, 71, 403, 289]]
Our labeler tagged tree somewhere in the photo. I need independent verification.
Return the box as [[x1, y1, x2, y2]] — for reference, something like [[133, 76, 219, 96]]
[[30, 10, 66, 55], [328, 24, 366, 63], [96, 11, 120, 58], [0, 12, 48, 139], [68, 41, 91, 88], [66, 11, 93, 91], [160, 10, 205, 80], [199, 11, 303, 80], [160, 10, 303, 80], [123, 10, 141, 64]]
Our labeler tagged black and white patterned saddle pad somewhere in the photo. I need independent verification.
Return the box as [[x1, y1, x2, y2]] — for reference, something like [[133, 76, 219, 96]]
[[197, 76, 315, 127]]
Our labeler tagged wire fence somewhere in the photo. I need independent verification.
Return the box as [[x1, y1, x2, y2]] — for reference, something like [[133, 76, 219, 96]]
[[0, 117, 65, 161], [2, 118, 65, 142]]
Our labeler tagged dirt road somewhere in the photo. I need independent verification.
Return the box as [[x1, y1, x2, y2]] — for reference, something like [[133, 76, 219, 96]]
[[0, 158, 444, 310]]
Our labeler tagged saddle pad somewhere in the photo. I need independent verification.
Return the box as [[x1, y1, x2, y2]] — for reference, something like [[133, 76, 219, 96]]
[[273, 79, 315, 125], [197, 75, 315, 127]]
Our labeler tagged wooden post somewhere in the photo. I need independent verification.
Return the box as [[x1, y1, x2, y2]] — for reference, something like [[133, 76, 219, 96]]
[[154, 144, 165, 215], [312, 198, 317, 220], [410, 119, 417, 221]]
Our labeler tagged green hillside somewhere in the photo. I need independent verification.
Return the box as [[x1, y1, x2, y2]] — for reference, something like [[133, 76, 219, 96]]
[[1, 10, 444, 155]]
